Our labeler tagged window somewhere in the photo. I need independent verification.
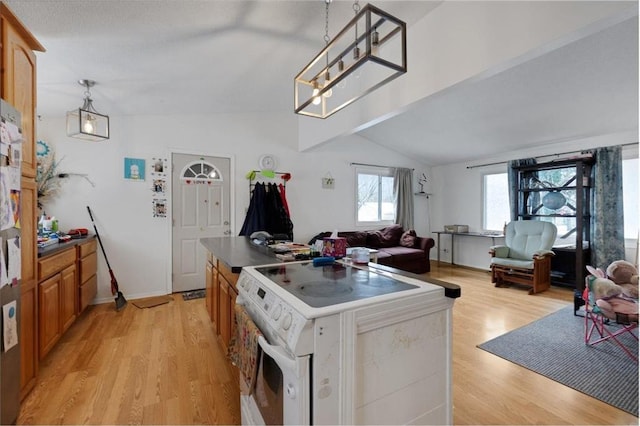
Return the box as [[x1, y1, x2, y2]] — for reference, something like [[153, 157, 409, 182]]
[[179, 160, 222, 183], [356, 168, 395, 224], [483, 158, 639, 242], [623, 157, 638, 239], [482, 172, 509, 231]]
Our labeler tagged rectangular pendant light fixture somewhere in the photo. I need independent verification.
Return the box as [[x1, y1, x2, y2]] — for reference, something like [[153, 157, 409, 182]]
[[66, 79, 110, 141], [294, 3, 406, 119]]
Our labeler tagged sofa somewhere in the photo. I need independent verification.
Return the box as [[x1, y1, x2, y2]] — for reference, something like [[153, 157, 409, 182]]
[[309, 224, 435, 274]]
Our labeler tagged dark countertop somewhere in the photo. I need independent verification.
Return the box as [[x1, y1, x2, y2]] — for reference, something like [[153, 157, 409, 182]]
[[38, 235, 96, 258], [199, 236, 280, 273], [366, 263, 461, 299], [200, 236, 461, 299]]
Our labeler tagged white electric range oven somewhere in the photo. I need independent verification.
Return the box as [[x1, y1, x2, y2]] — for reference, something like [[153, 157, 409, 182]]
[[236, 260, 457, 425]]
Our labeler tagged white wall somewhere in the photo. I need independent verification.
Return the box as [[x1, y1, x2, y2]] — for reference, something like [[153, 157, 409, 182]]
[[430, 131, 638, 270], [37, 111, 430, 302]]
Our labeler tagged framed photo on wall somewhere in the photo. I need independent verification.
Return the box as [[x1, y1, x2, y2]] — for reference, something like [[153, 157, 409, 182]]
[[124, 157, 146, 181]]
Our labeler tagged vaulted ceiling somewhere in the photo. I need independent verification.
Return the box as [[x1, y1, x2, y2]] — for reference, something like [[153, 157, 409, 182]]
[[5, 0, 638, 166]]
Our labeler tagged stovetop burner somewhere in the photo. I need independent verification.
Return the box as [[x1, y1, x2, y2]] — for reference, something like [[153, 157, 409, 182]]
[[254, 262, 418, 308], [299, 282, 354, 298]]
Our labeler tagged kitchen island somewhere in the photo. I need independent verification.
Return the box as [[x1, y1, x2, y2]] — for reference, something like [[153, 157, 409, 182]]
[[200, 236, 461, 358], [200, 236, 280, 352], [199, 236, 279, 273]]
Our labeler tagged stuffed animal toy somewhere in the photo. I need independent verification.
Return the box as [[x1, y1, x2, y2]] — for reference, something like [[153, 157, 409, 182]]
[[606, 260, 639, 299], [590, 276, 623, 300], [586, 276, 638, 321]]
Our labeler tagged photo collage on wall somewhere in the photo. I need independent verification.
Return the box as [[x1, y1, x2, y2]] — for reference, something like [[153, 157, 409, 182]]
[[150, 157, 168, 218]]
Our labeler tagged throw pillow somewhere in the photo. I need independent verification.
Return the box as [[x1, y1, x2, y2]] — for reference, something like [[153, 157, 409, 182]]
[[367, 225, 404, 248], [380, 224, 404, 245], [399, 229, 417, 248]]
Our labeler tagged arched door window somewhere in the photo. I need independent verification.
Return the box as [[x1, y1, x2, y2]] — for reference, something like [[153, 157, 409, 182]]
[[180, 159, 223, 184]]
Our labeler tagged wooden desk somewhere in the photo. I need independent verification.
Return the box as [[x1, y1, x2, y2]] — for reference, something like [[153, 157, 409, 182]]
[[433, 231, 504, 265]]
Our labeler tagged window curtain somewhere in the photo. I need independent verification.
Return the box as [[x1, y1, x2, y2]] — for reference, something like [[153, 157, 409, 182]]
[[394, 168, 414, 230], [508, 158, 537, 221], [591, 146, 625, 269]]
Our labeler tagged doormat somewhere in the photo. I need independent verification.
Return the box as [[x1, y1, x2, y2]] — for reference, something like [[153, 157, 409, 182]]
[[478, 305, 638, 416], [132, 295, 173, 309], [182, 289, 206, 301]]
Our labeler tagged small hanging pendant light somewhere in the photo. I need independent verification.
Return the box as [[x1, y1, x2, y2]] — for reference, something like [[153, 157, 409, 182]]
[[66, 79, 110, 141]]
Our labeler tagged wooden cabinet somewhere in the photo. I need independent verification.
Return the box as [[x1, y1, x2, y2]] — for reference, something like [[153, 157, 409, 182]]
[[0, 3, 44, 178], [206, 253, 220, 334], [38, 274, 61, 359], [19, 178, 38, 399], [1, 2, 44, 400], [219, 276, 231, 351], [38, 261, 75, 356], [36, 239, 96, 361], [206, 260, 213, 320], [37, 247, 77, 360], [40, 262, 76, 346], [60, 264, 77, 332], [205, 255, 238, 354], [77, 240, 98, 313]]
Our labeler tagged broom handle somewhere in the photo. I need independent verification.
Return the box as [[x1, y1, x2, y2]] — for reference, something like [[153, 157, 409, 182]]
[[87, 206, 114, 272]]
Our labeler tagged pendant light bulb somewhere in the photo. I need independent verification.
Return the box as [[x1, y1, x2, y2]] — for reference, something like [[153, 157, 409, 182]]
[[312, 81, 321, 105], [371, 27, 380, 55], [83, 114, 95, 133]]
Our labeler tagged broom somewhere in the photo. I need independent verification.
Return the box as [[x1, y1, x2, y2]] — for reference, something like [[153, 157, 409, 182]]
[[87, 206, 127, 311]]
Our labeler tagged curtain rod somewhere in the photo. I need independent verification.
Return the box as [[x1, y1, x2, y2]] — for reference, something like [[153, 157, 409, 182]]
[[350, 162, 414, 170], [466, 142, 639, 169]]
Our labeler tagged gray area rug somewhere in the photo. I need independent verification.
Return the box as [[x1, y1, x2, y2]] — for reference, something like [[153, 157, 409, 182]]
[[182, 289, 206, 301], [478, 305, 638, 416]]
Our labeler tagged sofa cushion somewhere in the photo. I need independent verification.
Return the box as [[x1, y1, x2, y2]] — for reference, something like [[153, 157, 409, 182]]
[[378, 246, 426, 261], [373, 250, 393, 261], [399, 229, 417, 248], [367, 224, 404, 248]]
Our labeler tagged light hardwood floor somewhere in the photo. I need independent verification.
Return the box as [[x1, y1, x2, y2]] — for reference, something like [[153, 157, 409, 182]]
[[17, 262, 638, 425]]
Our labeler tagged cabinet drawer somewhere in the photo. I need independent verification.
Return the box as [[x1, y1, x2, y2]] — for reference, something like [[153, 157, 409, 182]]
[[78, 239, 97, 257], [218, 261, 238, 288], [38, 248, 76, 281], [79, 275, 97, 313], [79, 251, 97, 284]]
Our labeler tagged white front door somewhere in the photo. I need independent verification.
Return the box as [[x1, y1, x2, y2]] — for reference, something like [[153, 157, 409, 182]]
[[171, 153, 231, 293]]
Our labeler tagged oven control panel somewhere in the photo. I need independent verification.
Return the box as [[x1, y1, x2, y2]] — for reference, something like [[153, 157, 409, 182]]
[[237, 271, 313, 356]]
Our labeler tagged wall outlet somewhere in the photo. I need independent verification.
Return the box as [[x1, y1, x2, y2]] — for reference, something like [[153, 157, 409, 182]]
[[322, 177, 334, 189]]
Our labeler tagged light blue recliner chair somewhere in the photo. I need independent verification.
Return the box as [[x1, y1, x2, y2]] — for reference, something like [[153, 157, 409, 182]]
[[489, 221, 557, 294]]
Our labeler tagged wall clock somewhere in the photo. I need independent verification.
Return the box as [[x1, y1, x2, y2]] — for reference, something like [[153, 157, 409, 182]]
[[259, 154, 276, 170]]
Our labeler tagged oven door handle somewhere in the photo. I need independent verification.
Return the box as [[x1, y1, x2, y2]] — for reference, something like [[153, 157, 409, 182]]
[[257, 335, 297, 373]]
